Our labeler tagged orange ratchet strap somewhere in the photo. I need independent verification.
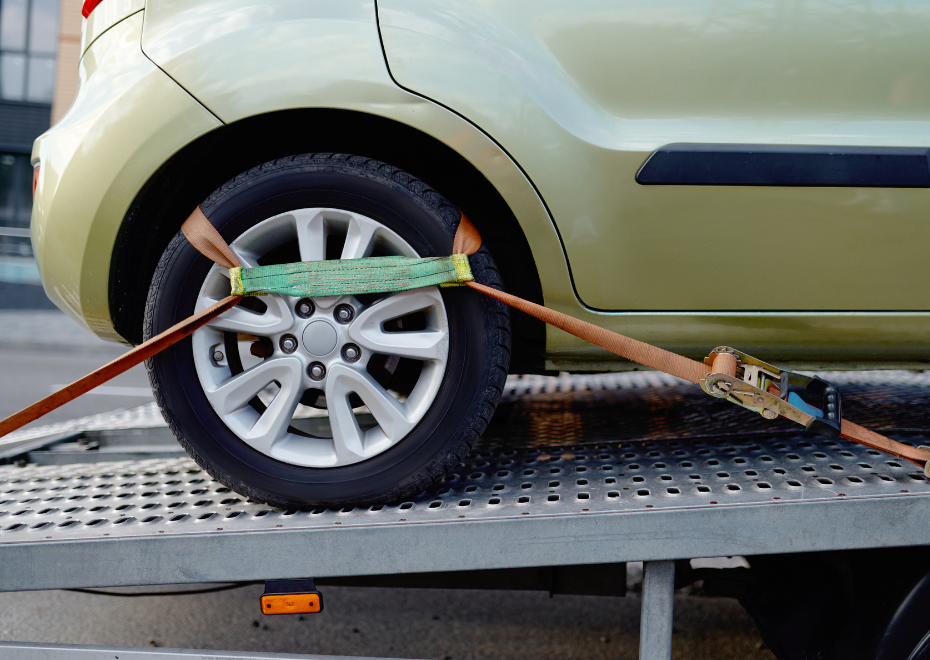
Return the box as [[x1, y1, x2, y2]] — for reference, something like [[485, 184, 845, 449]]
[[0, 207, 927, 477]]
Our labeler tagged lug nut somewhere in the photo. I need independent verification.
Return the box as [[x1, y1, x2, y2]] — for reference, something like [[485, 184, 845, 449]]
[[279, 334, 298, 354], [342, 344, 361, 362], [334, 304, 354, 324], [212, 350, 224, 362], [295, 298, 315, 318], [308, 362, 326, 381]]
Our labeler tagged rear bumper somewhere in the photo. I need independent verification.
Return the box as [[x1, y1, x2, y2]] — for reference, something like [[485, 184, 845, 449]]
[[31, 11, 220, 341]]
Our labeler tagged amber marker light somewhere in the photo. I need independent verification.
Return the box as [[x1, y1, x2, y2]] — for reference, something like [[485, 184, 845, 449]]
[[260, 579, 324, 616]]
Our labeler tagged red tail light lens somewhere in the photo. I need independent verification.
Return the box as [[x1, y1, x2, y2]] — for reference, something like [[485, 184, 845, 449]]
[[32, 166, 39, 200], [82, 0, 104, 18]]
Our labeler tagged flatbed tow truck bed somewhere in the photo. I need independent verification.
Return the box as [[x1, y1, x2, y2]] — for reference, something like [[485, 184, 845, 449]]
[[1, 373, 929, 660]]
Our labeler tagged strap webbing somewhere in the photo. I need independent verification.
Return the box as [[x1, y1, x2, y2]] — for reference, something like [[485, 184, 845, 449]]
[[0, 205, 927, 473], [231, 254, 472, 298]]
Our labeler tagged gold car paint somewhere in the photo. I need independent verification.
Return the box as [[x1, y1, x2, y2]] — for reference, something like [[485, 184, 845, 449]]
[[377, 0, 930, 313], [31, 12, 222, 339], [81, 0, 144, 55], [140, 0, 570, 334]]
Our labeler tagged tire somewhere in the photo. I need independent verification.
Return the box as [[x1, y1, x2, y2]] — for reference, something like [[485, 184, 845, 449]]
[[144, 153, 510, 508]]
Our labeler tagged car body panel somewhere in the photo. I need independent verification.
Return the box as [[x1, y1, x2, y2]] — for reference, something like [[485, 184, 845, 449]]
[[377, 0, 930, 312], [31, 12, 221, 339], [29, 0, 930, 369], [139, 0, 571, 333]]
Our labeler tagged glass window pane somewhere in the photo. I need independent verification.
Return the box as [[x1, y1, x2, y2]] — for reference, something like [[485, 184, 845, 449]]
[[0, 154, 16, 227], [28, 0, 59, 55], [25, 54, 53, 102], [14, 156, 31, 227], [0, 53, 26, 100], [0, 0, 28, 51]]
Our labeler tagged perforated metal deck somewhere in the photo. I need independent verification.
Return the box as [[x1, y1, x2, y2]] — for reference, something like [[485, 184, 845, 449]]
[[1, 373, 929, 593]]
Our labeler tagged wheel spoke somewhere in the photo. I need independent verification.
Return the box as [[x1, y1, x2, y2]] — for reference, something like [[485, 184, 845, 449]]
[[203, 294, 293, 335], [341, 214, 379, 260], [294, 210, 327, 263], [324, 376, 367, 464], [349, 289, 448, 361], [327, 364, 414, 445], [204, 357, 304, 454]]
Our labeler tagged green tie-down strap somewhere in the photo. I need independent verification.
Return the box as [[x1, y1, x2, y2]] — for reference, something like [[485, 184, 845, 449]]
[[229, 253, 474, 298]]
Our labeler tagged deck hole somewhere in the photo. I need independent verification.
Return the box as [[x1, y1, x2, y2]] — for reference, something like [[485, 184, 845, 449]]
[[577, 492, 590, 500], [141, 516, 160, 523], [548, 481, 560, 488], [879, 475, 894, 482], [628, 464, 641, 470], [786, 454, 800, 460], [726, 484, 741, 491], [716, 472, 729, 478], [518, 496, 530, 504], [830, 465, 844, 471], [369, 504, 384, 511], [465, 485, 477, 493], [817, 477, 834, 485], [549, 468, 561, 474], [757, 482, 772, 489], [115, 504, 133, 511], [488, 497, 501, 505], [745, 470, 758, 476], [632, 476, 645, 483], [697, 486, 711, 493], [193, 500, 213, 507], [802, 466, 815, 472], [113, 517, 133, 525], [30, 522, 51, 529], [547, 494, 560, 502], [85, 519, 106, 526], [523, 469, 535, 476], [848, 476, 863, 483], [166, 502, 185, 509], [521, 482, 533, 489], [660, 475, 673, 481], [399, 502, 413, 510], [636, 489, 650, 497], [607, 491, 620, 498], [3, 524, 24, 531], [496, 471, 510, 478], [887, 461, 902, 468], [89, 506, 106, 512], [667, 488, 680, 495], [492, 484, 505, 491], [787, 480, 802, 487], [681, 462, 693, 468], [198, 513, 214, 520], [774, 468, 787, 475], [220, 498, 241, 505], [605, 477, 616, 484], [576, 479, 588, 486], [141, 503, 158, 510], [225, 512, 242, 519], [858, 463, 873, 469], [734, 458, 747, 464], [428, 501, 442, 509], [813, 452, 827, 458]]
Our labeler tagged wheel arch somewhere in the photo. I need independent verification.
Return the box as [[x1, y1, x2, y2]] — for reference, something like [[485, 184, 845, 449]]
[[109, 108, 546, 373]]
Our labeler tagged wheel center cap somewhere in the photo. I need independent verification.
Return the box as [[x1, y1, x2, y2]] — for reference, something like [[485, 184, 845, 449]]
[[301, 320, 338, 356]]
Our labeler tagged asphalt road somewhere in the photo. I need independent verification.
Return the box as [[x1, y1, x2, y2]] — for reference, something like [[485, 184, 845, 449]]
[[0, 309, 775, 659]]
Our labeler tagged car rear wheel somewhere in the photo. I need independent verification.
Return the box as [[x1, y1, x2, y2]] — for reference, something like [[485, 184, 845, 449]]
[[144, 153, 510, 507]]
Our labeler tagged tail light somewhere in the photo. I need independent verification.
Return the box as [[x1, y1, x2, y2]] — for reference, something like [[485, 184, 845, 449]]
[[82, 0, 104, 18]]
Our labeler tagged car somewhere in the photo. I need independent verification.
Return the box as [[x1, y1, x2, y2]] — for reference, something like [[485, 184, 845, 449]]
[[30, 0, 930, 506]]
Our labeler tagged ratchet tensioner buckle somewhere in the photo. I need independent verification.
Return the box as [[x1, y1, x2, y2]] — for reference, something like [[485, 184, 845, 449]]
[[700, 346, 842, 438]]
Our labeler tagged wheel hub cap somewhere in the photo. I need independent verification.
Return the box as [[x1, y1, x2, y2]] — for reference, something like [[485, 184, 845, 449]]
[[302, 320, 338, 356]]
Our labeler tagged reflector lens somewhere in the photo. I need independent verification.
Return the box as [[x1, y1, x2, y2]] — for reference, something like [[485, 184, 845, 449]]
[[82, 0, 104, 18], [260, 593, 322, 615], [32, 166, 39, 200]]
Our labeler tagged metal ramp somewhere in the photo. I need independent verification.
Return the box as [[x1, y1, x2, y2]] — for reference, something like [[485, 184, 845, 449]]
[[1, 373, 930, 660]]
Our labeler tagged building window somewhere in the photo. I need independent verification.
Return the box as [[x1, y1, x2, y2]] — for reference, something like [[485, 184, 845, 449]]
[[0, 152, 34, 256], [0, 0, 58, 103]]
